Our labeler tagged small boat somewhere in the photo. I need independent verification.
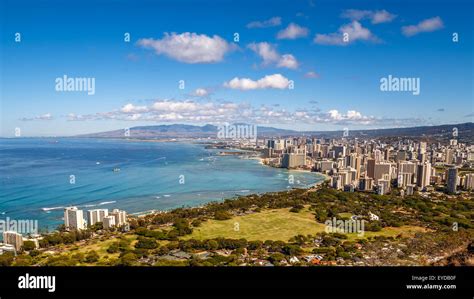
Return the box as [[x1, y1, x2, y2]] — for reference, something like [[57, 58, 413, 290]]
[[113, 167, 121, 172]]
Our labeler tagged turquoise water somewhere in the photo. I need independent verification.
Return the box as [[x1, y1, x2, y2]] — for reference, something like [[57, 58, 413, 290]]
[[0, 138, 324, 231]]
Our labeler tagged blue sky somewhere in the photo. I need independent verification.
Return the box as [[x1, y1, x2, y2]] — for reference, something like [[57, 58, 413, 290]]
[[1, 0, 473, 136]]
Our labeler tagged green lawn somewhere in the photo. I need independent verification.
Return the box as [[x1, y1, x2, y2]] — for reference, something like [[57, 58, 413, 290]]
[[185, 208, 428, 242], [185, 208, 325, 241]]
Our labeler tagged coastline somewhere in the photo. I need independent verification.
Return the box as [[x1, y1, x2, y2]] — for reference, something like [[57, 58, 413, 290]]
[[2, 138, 328, 229], [130, 156, 329, 219]]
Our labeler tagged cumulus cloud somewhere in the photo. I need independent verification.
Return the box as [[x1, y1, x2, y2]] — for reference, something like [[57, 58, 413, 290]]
[[341, 9, 397, 24], [20, 113, 53, 121], [277, 54, 299, 69], [305, 71, 320, 78], [248, 42, 299, 69], [190, 88, 210, 97], [136, 32, 235, 63], [67, 99, 428, 128], [372, 10, 397, 24], [121, 103, 148, 113], [67, 113, 90, 121], [277, 23, 309, 39], [402, 17, 444, 37], [314, 21, 379, 45], [224, 74, 291, 90], [247, 17, 282, 29]]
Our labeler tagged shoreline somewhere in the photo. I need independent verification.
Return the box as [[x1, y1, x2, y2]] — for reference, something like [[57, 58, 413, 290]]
[[130, 159, 329, 219], [4, 139, 328, 229]]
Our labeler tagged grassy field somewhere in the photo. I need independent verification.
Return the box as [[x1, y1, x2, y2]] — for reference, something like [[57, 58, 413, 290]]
[[185, 207, 428, 242]]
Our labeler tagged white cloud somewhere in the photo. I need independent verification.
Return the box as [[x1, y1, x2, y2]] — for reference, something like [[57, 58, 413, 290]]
[[191, 88, 210, 97], [248, 42, 299, 69], [248, 42, 279, 64], [277, 54, 298, 69], [314, 21, 379, 46], [341, 9, 396, 24], [67, 99, 427, 127], [371, 10, 397, 24], [224, 74, 291, 90], [151, 100, 201, 112], [247, 17, 282, 29], [20, 113, 53, 121], [121, 103, 148, 113], [341, 9, 372, 21], [305, 71, 320, 78], [402, 17, 444, 37], [137, 32, 234, 63], [277, 23, 309, 39]]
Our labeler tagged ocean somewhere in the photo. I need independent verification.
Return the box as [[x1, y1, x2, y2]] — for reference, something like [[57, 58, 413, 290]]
[[0, 138, 324, 231]]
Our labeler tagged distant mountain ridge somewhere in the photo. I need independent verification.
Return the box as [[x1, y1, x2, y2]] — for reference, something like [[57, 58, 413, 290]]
[[78, 122, 474, 142]]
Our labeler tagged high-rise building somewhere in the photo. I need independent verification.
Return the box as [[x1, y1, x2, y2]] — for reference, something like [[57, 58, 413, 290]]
[[464, 173, 474, 190], [397, 173, 413, 188], [398, 161, 416, 183], [109, 209, 127, 226], [2, 231, 24, 252], [445, 149, 453, 164], [87, 209, 109, 226], [267, 140, 275, 149], [64, 207, 86, 230], [374, 163, 392, 183], [396, 151, 407, 162], [333, 145, 346, 158], [416, 162, 432, 189], [377, 179, 390, 195], [418, 142, 427, 154], [447, 166, 458, 194], [281, 153, 305, 169], [367, 159, 375, 178], [359, 177, 373, 191], [102, 216, 116, 230]]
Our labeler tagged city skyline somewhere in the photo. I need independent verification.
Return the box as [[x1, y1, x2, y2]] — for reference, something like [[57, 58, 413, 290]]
[[1, 0, 473, 137]]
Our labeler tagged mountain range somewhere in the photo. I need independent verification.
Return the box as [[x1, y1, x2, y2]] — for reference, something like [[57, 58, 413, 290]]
[[77, 122, 474, 143]]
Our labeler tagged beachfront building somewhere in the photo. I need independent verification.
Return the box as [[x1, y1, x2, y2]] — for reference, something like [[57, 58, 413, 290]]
[[2, 231, 24, 252], [102, 216, 116, 230], [64, 207, 86, 231], [87, 209, 109, 226], [109, 209, 127, 226]]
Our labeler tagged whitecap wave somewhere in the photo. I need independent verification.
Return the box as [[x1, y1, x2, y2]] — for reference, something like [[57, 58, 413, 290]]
[[98, 201, 116, 205], [41, 206, 65, 211]]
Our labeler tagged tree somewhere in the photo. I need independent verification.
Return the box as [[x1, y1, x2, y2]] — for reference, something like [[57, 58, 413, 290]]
[[0, 252, 15, 266], [191, 219, 202, 227], [268, 253, 286, 265], [118, 252, 137, 266], [107, 242, 120, 253], [283, 244, 303, 256], [14, 255, 33, 266], [214, 211, 232, 220], [135, 237, 158, 249], [84, 251, 99, 263], [22, 240, 36, 251], [29, 249, 40, 257]]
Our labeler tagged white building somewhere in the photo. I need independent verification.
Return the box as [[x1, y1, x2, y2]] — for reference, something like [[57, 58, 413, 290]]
[[64, 207, 86, 230], [0, 244, 16, 255], [2, 231, 24, 252], [102, 216, 116, 230], [87, 209, 109, 226], [109, 209, 127, 227], [464, 173, 474, 190], [416, 162, 432, 189]]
